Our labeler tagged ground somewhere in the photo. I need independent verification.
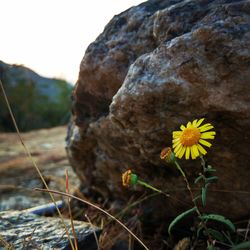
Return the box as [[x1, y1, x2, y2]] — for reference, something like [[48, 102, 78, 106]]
[[0, 126, 80, 211]]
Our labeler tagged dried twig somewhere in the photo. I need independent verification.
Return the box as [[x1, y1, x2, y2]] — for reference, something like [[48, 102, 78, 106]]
[[65, 170, 78, 250], [35, 187, 149, 250], [245, 218, 250, 241], [0, 234, 14, 250], [85, 214, 100, 250]]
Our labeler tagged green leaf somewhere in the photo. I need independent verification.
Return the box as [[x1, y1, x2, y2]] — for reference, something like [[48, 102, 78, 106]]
[[168, 207, 197, 235], [201, 187, 206, 207], [201, 183, 209, 207], [199, 214, 236, 232], [194, 175, 204, 184], [222, 231, 234, 245], [231, 241, 250, 250], [207, 244, 216, 250], [206, 176, 219, 183], [206, 228, 225, 242], [205, 165, 216, 172], [196, 225, 205, 238]]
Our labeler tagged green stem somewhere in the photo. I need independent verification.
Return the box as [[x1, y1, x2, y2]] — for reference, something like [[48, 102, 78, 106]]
[[200, 155, 206, 172], [174, 160, 196, 203], [174, 159, 213, 243], [174, 160, 186, 178], [137, 180, 163, 194]]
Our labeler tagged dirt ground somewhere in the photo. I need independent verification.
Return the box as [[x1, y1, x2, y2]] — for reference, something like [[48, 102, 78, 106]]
[[0, 126, 80, 211]]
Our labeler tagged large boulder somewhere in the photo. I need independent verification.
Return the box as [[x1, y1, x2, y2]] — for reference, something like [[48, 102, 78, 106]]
[[66, 0, 250, 223]]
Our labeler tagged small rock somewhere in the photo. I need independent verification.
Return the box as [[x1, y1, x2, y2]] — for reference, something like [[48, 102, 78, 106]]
[[41, 143, 54, 150], [0, 210, 101, 250]]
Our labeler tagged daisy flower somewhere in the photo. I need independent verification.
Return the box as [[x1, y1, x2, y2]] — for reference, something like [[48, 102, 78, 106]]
[[172, 118, 216, 160]]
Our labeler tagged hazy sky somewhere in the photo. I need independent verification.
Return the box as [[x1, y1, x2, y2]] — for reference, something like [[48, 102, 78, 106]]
[[0, 0, 144, 83]]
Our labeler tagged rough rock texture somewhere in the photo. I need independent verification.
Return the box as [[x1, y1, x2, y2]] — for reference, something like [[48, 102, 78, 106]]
[[0, 210, 100, 250], [67, 0, 250, 222]]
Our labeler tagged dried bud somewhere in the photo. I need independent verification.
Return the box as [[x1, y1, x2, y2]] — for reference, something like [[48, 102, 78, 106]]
[[122, 170, 138, 187], [160, 147, 175, 163]]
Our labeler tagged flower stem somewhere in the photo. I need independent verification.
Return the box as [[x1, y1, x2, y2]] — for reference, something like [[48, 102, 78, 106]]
[[174, 160, 195, 203], [137, 180, 163, 194], [200, 155, 206, 172], [174, 160, 186, 178], [174, 160, 213, 244]]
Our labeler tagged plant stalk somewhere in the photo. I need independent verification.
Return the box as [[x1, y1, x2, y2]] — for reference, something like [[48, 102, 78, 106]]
[[174, 160, 213, 244]]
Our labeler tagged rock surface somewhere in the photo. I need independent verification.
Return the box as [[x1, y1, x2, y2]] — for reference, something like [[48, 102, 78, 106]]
[[0, 60, 72, 132], [0, 210, 100, 250], [67, 0, 250, 222]]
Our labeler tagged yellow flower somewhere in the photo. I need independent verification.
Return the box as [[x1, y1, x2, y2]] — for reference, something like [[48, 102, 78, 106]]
[[172, 118, 216, 160]]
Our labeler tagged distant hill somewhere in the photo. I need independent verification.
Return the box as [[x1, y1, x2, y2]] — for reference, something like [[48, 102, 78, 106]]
[[0, 60, 73, 132]]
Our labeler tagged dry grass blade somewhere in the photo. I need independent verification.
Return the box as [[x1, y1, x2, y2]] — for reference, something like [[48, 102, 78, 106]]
[[65, 170, 78, 250], [114, 193, 159, 220], [128, 233, 134, 250], [85, 214, 100, 250], [35, 188, 150, 250], [0, 234, 14, 250], [0, 79, 75, 250], [245, 218, 250, 241]]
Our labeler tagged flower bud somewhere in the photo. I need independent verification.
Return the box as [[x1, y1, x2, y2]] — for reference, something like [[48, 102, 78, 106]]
[[122, 170, 138, 187], [160, 147, 175, 163]]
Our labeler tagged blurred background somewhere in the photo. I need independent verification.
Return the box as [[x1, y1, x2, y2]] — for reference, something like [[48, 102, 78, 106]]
[[0, 0, 143, 211], [0, 0, 144, 132]]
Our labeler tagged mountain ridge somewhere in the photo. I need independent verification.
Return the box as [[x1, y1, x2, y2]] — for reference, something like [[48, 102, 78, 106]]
[[0, 60, 73, 132]]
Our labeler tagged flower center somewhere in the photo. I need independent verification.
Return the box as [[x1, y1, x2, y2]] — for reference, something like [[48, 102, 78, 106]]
[[180, 126, 201, 146]]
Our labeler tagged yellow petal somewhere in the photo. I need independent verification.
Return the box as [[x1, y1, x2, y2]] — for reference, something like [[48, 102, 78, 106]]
[[173, 140, 181, 148], [196, 118, 205, 127], [175, 144, 184, 156], [185, 146, 190, 160], [187, 121, 192, 128], [172, 138, 180, 143], [200, 127, 214, 133], [199, 123, 212, 128], [200, 132, 215, 139], [180, 125, 186, 131], [193, 145, 200, 157], [173, 131, 182, 138], [190, 146, 197, 159], [172, 137, 180, 142], [204, 131, 216, 135], [178, 146, 186, 159], [199, 139, 212, 147], [175, 146, 182, 157], [197, 144, 207, 155], [199, 124, 214, 132], [192, 119, 198, 126], [174, 143, 182, 153]]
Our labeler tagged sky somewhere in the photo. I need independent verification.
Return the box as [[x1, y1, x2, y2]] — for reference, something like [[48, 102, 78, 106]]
[[0, 0, 144, 84]]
